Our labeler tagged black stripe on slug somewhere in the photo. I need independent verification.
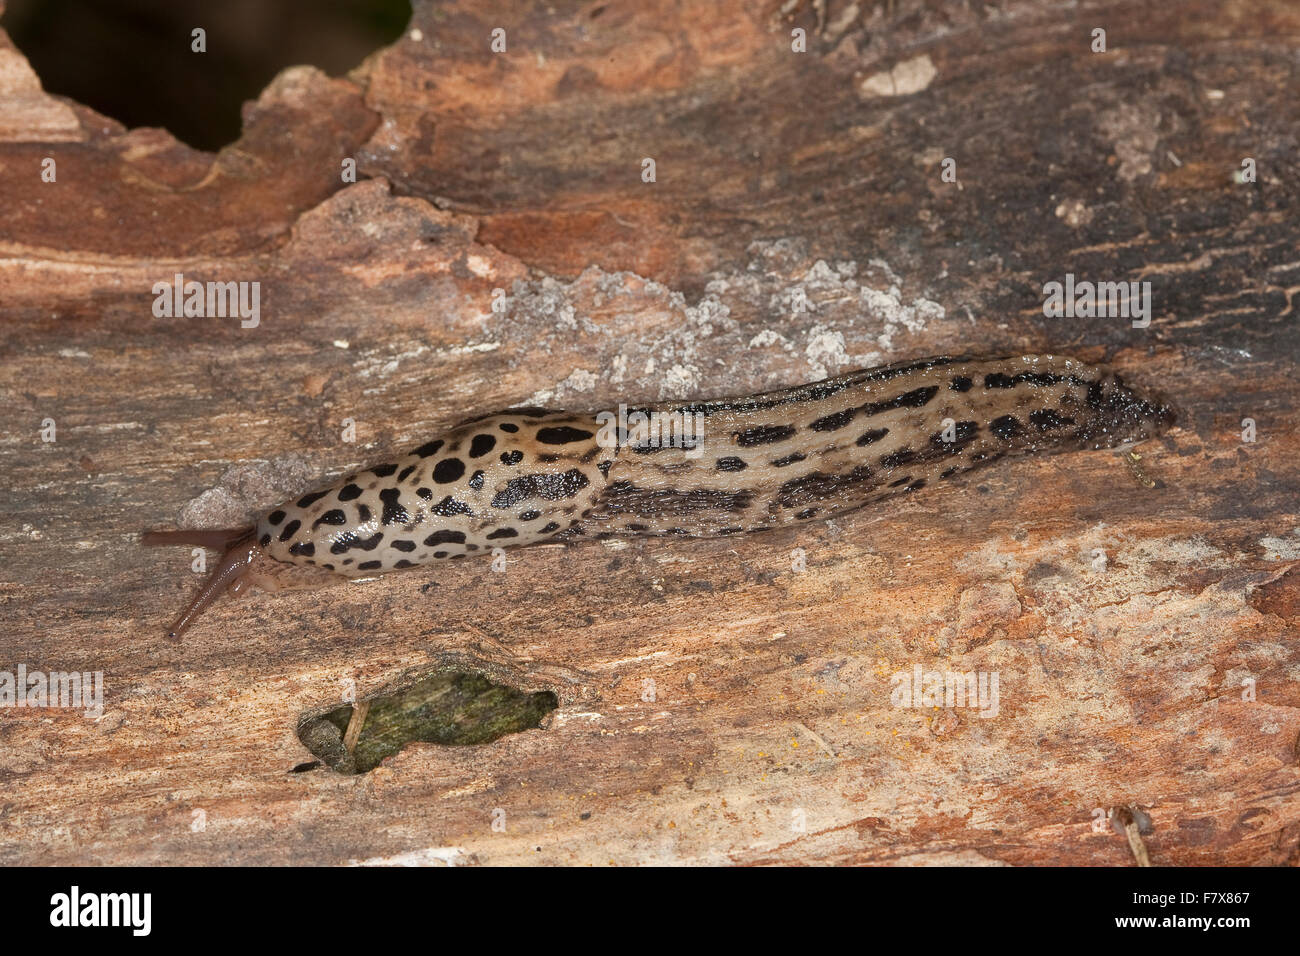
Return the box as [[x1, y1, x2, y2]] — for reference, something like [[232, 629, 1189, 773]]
[[358, 561, 382, 570], [397, 465, 416, 482], [928, 421, 979, 451], [414, 440, 445, 458], [861, 385, 940, 416], [774, 465, 875, 508], [486, 528, 519, 539], [986, 371, 1069, 389], [1029, 409, 1075, 430], [734, 424, 796, 447], [267, 510, 286, 525], [880, 449, 917, 468], [491, 469, 591, 508], [536, 426, 594, 444], [296, 491, 329, 508], [423, 530, 467, 546], [716, 456, 748, 472], [856, 427, 889, 446], [809, 408, 855, 432], [278, 519, 301, 542], [771, 452, 806, 467], [329, 531, 384, 554]]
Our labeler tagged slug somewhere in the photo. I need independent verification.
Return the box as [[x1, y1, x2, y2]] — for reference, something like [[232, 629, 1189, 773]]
[[145, 353, 1174, 640]]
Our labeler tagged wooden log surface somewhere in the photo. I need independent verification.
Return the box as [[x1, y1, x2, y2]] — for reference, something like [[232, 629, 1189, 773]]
[[1, 0, 1298, 865]]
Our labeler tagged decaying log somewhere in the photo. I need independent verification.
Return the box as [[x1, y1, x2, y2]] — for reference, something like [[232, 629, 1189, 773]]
[[0, 0, 1298, 866]]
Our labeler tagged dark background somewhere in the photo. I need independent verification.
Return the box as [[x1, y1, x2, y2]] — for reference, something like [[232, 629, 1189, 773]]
[[2, 0, 410, 150]]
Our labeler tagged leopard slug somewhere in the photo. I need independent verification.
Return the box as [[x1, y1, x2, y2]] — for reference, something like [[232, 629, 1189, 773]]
[[145, 353, 1174, 640]]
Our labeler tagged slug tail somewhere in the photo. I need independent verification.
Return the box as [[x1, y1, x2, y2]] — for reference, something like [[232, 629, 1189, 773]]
[[146, 528, 261, 641]]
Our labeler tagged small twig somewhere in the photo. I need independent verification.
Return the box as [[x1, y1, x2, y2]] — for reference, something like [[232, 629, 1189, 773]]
[[1110, 806, 1153, 866], [1122, 449, 1157, 488], [342, 700, 370, 756], [794, 721, 836, 757]]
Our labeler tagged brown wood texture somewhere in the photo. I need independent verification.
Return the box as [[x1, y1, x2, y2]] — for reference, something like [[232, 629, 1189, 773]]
[[1, 0, 1298, 865]]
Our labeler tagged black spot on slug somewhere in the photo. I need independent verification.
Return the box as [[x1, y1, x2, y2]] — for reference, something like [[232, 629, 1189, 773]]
[[468, 470, 485, 491], [990, 415, 1024, 440], [771, 452, 807, 467], [391, 539, 416, 552], [397, 465, 416, 482], [431, 496, 473, 517], [487, 527, 519, 539], [278, 519, 301, 542], [338, 484, 363, 501], [296, 491, 328, 508], [520, 510, 540, 521], [716, 456, 748, 472], [469, 433, 497, 457], [541, 522, 560, 533], [433, 458, 466, 483], [259, 533, 271, 547], [856, 428, 889, 446], [416, 487, 432, 500], [268, 510, 286, 525], [379, 488, 409, 526], [500, 450, 524, 466], [289, 541, 315, 557], [371, 464, 398, 478], [313, 509, 347, 529], [358, 560, 382, 571], [414, 440, 445, 458], [949, 377, 973, 392], [499, 422, 519, 433]]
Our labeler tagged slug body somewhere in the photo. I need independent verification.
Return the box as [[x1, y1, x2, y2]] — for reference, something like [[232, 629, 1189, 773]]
[[148, 354, 1174, 638]]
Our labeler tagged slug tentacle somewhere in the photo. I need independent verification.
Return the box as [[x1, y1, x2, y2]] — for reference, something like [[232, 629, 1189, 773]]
[[148, 353, 1176, 639], [149, 529, 260, 641]]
